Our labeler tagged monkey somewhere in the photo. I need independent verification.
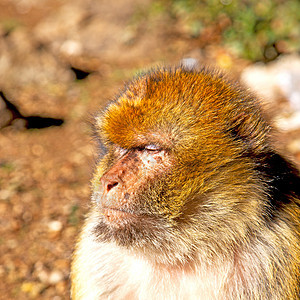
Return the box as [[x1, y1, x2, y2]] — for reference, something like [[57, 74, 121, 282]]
[[71, 66, 300, 299]]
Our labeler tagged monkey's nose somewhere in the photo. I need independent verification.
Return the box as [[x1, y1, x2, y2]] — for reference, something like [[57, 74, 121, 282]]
[[107, 181, 118, 192], [101, 176, 119, 192]]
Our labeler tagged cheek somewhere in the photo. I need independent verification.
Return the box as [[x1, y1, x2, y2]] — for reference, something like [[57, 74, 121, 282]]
[[130, 151, 172, 188], [140, 152, 163, 169]]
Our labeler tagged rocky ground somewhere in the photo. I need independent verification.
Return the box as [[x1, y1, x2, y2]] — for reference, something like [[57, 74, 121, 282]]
[[1, 0, 300, 299]]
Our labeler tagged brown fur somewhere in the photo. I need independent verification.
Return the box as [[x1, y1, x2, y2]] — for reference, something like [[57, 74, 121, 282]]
[[71, 67, 300, 299]]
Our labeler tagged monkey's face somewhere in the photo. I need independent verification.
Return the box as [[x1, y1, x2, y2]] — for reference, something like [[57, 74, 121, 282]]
[[91, 143, 186, 256], [92, 144, 174, 224], [91, 68, 268, 263]]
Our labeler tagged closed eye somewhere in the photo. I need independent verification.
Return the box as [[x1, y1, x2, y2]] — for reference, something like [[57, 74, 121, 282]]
[[144, 144, 161, 151]]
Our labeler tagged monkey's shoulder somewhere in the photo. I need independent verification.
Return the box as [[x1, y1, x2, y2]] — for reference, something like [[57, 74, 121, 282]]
[[256, 152, 300, 212]]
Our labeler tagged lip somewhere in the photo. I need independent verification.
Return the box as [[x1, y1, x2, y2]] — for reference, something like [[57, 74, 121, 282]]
[[100, 207, 136, 224]]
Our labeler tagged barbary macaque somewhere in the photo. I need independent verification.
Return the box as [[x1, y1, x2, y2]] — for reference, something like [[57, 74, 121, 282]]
[[71, 67, 300, 299]]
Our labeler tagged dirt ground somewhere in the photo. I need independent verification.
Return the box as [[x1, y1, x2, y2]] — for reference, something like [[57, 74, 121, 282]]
[[1, 0, 300, 299]]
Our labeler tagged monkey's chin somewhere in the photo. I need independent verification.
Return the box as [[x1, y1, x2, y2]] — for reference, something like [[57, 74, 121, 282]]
[[93, 214, 195, 266], [94, 208, 165, 246]]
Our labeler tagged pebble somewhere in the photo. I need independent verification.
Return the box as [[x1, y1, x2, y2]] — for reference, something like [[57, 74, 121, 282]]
[[48, 220, 63, 232], [48, 270, 64, 284]]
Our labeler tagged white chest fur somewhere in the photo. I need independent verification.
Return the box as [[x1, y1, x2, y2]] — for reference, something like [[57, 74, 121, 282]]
[[72, 230, 231, 300]]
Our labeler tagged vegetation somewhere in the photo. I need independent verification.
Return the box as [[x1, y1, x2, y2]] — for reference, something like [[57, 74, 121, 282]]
[[141, 0, 300, 62]]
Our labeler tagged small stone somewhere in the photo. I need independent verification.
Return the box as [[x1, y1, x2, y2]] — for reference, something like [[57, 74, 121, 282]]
[[48, 220, 63, 232], [0, 189, 12, 201], [21, 282, 45, 298], [48, 270, 64, 284], [61, 40, 82, 56]]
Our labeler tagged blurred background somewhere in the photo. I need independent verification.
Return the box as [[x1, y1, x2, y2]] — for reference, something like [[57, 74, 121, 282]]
[[1, 0, 300, 298]]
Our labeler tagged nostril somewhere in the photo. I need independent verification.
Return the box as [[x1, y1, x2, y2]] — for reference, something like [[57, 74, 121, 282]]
[[107, 181, 118, 192], [101, 172, 122, 193]]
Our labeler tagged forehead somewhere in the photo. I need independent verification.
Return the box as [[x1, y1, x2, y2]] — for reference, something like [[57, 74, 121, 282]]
[[95, 68, 252, 148], [106, 69, 235, 116]]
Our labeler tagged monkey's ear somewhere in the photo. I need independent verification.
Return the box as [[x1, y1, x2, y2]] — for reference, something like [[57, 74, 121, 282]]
[[227, 110, 270, 153], [227, 112, 249, 141]]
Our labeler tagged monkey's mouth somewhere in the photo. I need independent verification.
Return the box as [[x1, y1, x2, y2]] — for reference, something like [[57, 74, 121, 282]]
[[100, 207, 139, 226]]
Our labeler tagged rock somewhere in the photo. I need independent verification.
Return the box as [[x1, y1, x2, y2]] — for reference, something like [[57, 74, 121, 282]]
[[275, 111, 300, 131], [241, 55, 300, 111]]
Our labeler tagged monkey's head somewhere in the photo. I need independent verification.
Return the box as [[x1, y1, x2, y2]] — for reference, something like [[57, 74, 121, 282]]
[[91, 67, 271, 264]]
